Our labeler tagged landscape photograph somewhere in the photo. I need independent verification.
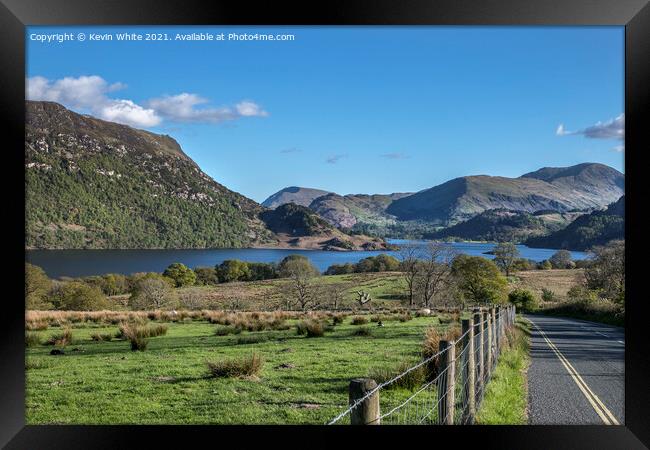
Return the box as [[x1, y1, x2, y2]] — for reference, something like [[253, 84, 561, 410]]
[[24, 26, 624, 425]]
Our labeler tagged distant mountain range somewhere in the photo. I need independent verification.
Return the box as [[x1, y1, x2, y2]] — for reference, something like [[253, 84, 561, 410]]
[[25, 101, 388, 251], [263, 163, 625, 237], [386, 163, 624, 225], [26, 100, 624, 252]]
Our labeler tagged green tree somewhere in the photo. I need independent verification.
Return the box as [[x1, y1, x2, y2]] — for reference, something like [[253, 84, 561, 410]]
[[194, 267, 219, 285], [247, 262, 278, 281], [216, 260, 252, 283], [493, 242, 520, 276], [25, 263, 53, 310], [584, 240, 624, 302], [538, 260, 553, 270], [163, 263, 197, 287], [52, 282, 109, 311], [508, 288, 537, 311], [102, 273, 129, 295], [451, 255, 508, 304], [549, 250, 573, 269]]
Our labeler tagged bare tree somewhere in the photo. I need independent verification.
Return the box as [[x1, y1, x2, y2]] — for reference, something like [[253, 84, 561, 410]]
[[129, 276, 176, 310], [416, 242, 457, 308], [322, 282, 350, 310], [278, 256, 320, 310], [398, 242, 422, 307], [356, 290, 372, 309], [177, 287, 207, 310]]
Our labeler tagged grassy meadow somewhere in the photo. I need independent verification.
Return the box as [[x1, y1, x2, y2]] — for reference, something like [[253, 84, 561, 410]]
[[25, 268, 593, 425], [26, 310, 463, 425]]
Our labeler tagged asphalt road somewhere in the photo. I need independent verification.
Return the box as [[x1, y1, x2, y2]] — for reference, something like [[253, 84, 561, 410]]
[[524, 314, 624, 425]]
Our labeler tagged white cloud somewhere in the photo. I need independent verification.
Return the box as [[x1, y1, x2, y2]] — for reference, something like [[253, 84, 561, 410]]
[[236, 101, 268, 117], [612, 145, 625, 153], [98, 99, 161, 128], [146, 94, 267, 123], [27, 75, 268, 128], [146, 93, 231, 123], [556, 114, 624, 140], [27, 75, 160, 127]]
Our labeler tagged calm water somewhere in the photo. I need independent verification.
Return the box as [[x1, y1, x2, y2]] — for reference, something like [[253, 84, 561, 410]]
[[25, 240, 588, 279]]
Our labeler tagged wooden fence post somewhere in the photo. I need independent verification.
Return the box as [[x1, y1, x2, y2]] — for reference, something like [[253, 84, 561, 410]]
[[437, 340, 455, 425], [485, 310, 492, 377], [473, 309, 484, 399], [349, 378, 380, 425], [490, 307, 497, 358], [462, 318, 476, 423], [483, 310, 490, 381]]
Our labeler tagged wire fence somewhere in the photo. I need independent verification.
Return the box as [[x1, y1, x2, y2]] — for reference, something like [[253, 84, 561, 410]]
[[327, 304, 516, 425]]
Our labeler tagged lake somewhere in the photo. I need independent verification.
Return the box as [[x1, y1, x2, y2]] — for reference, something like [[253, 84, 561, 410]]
[[25, 240, 588, 279]]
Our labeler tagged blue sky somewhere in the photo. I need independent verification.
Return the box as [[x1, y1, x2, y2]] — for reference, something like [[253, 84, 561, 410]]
[[26, 26, 624, 203]]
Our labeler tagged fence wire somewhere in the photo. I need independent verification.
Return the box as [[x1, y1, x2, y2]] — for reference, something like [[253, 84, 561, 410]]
[[327, 307, 514, 425]]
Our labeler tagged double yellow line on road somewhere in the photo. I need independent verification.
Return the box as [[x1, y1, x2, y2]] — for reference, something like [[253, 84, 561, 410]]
[[530, 320, 620, 425]]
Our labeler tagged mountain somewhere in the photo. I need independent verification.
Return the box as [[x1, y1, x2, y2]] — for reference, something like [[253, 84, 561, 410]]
[[386, 163, 624, 225], [525, 196, 625, 251], [259, 203, 391, 251], [261, 186, 331, 209], [308, 192, 411, 229], [25, 101, 387, 251], [427, 209, 582, 243]]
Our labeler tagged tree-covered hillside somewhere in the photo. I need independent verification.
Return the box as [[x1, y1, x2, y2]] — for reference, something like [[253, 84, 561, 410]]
[[427, 209, 579, 243], [26, 101, 273, 249], [525, 196, 624, 251]]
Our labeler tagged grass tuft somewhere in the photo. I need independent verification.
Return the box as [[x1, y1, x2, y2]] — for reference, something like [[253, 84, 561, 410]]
[[351, 316, 368, 325], [207, 353, 264, 378], [26, 331, 42, 347], [45, 328, 73, 347]]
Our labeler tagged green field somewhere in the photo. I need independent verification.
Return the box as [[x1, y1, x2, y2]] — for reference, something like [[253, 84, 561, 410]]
[[26, 314, 461, 424]]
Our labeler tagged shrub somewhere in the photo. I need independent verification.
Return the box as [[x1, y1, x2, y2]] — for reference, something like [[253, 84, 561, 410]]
[[541, 288, 556, 302], [25, 332, 42, 347], [332, 315, 344, 325], [352, 327, 372, 337], [421, 326, 460, 379], [236, 334, 269, 345], [50, 282, 109, 311], [148, 324, 168, 337], [130, 335, 149, 351], [305, 321, 325, 338], [368, 360, 426, 390], [351, 316, 368, 325], [26, 321, 48, 331], [45, 328, 73, 347], [118, 323, 168, 351], [206, 353, 264, 378], [90, 332, 113, 342], [508, 289, 538, 312], [397, 313, 412, 322], [215, 325, 242, 336]]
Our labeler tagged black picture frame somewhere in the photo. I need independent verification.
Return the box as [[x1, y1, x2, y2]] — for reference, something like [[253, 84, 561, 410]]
[[1, 0, 648, 448]]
